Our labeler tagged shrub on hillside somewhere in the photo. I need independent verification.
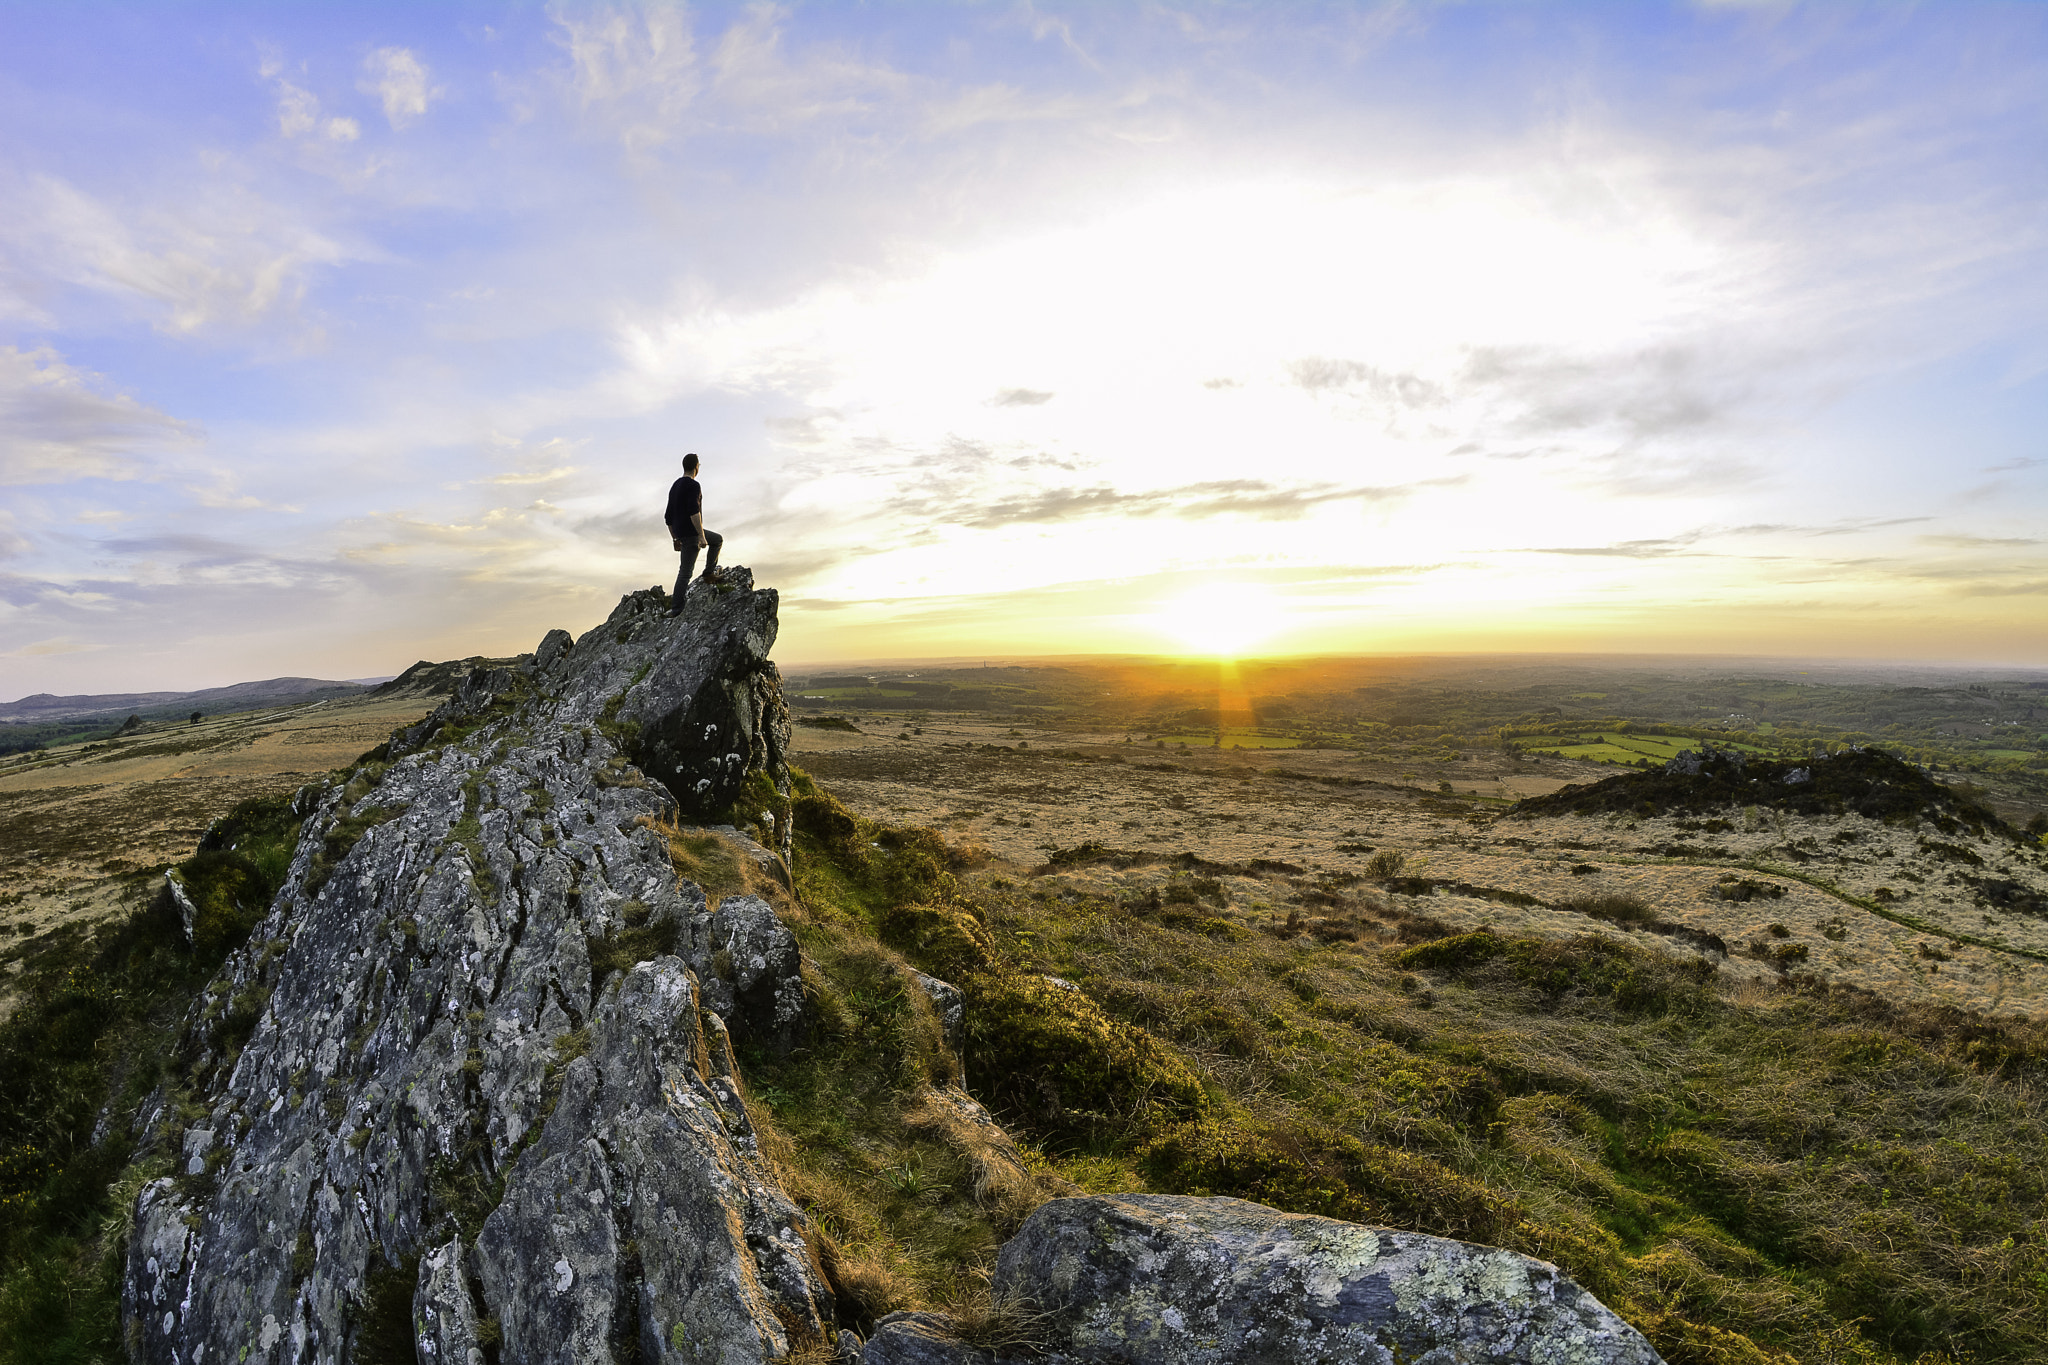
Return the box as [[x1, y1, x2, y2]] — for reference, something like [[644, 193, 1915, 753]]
[[1136, 1117, 1520, 1245], [959, 972, 1208, 1150], [877, 903, 997, 980], [791, 768, 958, 908], [1397, 931, 1716, 1015], [1512, 747, 2015, 838], [1555, 893, 1655, 924]]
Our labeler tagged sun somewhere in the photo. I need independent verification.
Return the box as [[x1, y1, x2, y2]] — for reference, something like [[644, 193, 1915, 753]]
[[1153, 584, 1290, 657]]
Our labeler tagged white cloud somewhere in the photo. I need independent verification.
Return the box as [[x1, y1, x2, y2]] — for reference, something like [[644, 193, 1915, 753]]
[[555, 3, 698, 108], [548, 3, 913, 150], [0, 346, 194, 485], [364, 47, 434, 129], [276, 79, 320, 137]]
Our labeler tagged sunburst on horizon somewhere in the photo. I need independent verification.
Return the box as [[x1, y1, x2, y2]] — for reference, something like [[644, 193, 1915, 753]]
[[1151, 583, 1293, 659]]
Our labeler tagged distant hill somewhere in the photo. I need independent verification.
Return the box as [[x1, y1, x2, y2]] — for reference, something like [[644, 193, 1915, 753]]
[[0, 676, 370, 725]]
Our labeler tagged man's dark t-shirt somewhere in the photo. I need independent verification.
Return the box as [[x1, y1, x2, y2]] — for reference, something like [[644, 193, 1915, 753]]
[[665, 476, 701, 536]]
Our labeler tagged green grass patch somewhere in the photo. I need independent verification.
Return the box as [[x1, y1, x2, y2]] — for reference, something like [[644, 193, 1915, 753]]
[[176, 795, 301, 963], [1524, 732, 1776, 766], [1151, 730, 1302, 749]]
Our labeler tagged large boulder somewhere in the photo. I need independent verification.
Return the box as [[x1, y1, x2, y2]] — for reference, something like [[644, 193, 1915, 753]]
[[864, 1194, 1663, 1365], [123, 571, 824, 1365]]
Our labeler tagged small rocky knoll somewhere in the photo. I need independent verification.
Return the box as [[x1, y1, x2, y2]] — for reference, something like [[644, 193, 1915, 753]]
[[119, 573, 1660, 1365], [1511, 745, 2015, 838]]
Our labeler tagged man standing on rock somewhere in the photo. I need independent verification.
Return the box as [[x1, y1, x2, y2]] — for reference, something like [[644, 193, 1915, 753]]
[[665, 452, 723, 614]]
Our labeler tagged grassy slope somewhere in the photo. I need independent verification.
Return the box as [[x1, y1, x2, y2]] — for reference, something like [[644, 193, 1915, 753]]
[[778, 770, 2048, 1365]]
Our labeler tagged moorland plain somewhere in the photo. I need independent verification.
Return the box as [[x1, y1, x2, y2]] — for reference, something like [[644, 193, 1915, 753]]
[[790, 707, 2048, 1016], [0, 693, 434, 983], [783, 655, 2048, 821]]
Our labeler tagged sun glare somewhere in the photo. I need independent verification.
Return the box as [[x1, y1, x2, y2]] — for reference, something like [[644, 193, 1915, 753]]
[[1154, 584, 1290, 657]]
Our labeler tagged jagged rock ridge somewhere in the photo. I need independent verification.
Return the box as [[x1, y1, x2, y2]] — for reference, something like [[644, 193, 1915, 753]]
[[124, 572, 823, 1364]]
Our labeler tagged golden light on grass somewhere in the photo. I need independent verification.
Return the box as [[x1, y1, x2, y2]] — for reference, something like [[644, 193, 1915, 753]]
[[1153, 584, 1291, 658]]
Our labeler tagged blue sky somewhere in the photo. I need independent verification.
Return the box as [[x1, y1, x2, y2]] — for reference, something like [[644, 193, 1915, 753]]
[[3, 1, 2046, 695]]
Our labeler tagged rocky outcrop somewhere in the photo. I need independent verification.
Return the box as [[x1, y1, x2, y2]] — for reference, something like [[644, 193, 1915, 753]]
[[864, 1194, 1665, 1365], [122, 570, 1662, 1365], [123, 572, 823, 1365]]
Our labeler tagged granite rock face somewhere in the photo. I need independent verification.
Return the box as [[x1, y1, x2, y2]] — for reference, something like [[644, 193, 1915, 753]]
[[864, 1195, 1665, 1365], [122, 572, 825, 1365]]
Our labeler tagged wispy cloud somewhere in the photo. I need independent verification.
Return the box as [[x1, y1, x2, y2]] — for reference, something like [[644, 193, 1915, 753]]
[[1289, 357, 1442, 407], [0, 346, 195, 485], [1, 634, 106, 658], [10, 175, 353, 336], [1920, 532, 2042, 548], [1725, 517, 1935, 538], [264, 61, 360, 142], [1514, 537, 1706, 559], [914, 476, 1462, 530]]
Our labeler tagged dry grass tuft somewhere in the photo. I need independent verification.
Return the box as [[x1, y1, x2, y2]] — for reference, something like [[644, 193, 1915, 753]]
[[813, 1234, 919, 1328], [902, 1086, 1073, 1229], [946, 1275, 1061, 1357]]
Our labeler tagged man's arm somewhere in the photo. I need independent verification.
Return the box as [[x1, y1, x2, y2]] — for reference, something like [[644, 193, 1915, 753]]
[[691, 511, 705, 548]]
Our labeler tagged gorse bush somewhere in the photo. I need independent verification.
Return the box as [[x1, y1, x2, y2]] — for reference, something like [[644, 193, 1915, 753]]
[[877, 902, 997, 980], [1556, 891, 1657, 924]]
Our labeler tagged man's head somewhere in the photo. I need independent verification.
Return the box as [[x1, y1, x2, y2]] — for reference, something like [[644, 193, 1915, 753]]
[[683, 453, 700, 475]]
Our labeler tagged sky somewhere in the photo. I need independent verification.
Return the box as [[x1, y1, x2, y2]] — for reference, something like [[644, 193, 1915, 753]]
[[3, 1, 2047, 697]]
